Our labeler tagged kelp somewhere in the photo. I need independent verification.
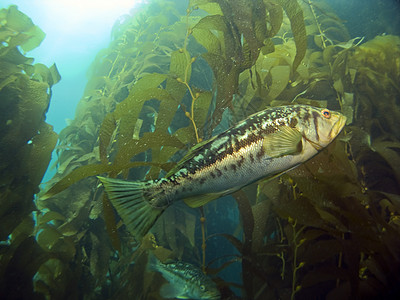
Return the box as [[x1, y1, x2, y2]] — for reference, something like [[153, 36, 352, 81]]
[[0, 5, 60, 299], [189, 0, 307, 126], [6, 0, 400, 299]]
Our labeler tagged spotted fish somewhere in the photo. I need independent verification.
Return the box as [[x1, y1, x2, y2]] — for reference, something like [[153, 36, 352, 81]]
[[98, 105, 346, 240], [148, 255, 220, 299]]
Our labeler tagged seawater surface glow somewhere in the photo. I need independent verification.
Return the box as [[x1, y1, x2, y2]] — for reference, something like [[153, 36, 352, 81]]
[[1, 0, 145, 133]]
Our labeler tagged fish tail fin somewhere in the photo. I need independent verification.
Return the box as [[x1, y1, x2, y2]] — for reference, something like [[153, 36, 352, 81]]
[[98, 176, 164, 241]]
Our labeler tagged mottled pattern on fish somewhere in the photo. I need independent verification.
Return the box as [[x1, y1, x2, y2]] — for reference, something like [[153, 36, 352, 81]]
[[146, 105, 345, 207], [157, 260, 212, 287], [98, 105, 346, 241], [150, 257, 220, 299]]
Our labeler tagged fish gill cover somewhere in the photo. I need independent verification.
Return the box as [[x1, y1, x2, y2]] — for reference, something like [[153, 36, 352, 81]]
[[1, 0, 400, 299]]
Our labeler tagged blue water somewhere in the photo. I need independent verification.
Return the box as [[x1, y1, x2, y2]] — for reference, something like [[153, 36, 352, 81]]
[[2, 0, 147, 133]]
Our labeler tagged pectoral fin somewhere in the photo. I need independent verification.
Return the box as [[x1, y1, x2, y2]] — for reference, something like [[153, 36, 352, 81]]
[[263, 126, 303, 158]]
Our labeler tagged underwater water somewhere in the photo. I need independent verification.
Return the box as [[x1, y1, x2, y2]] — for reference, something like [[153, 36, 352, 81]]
[[1, 0, 400, 299]]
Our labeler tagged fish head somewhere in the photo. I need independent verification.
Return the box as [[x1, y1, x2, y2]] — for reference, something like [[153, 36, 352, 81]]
[[155, 259, 220, 300], [295, 106, 347, 151], [188, 277, 220, 300]]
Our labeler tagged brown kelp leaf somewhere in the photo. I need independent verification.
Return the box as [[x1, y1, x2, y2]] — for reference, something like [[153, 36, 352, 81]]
[[6, 5, 34, 32], [301, 265, 348, 288], [267, 65, 290, 99], [103, 194, 121, 252], [16, 76, 50, 142], [114, 130, 184, 170], [40, 164, 110, 200], [153, 246, 174, 263], [225, 0, 267, 64], [3, 6, 45, 53], [170, 49, 191, 82], [112, 74, 168, 122], [372, 140, 400, 184], [112, 88, 174, 168], [26, 123, 58, 187], [160, 49, 190, 132], [193, 91, 212, 129], [161, 209, 179, 256], [203, 52, 238, 126], [234, 190, 254, 244], [38, 211, 66, 225], [99, 113, 116, 164], [114, 112, 138, 171], [36, 224, 63, 251], [314, 207, 348, 232], [209, 233, 243, 254], [190, 0, 223, 15], [206, 258, 239, 275], [49, 63, 61, 85], [19, 25, 45, 53], [10, 215, 35, 244], [265, 0, 283, 37], [252, 200, 271, 252], [40, 161, 169, 200], [173, 125, 197, 145], [0, 73, 18, 91], [89, 232, 111, 280], [183, 211, 197, 247], [1, 237, 50, 297], [302, 239, 342, 265], [275, 0, 307, 72], [192, 15, 227, 55], [274, 194, 325, 229]]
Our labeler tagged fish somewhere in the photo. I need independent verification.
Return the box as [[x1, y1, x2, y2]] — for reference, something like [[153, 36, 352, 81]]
[[98, 105, 346, 240], [148, 255, 220, 299]]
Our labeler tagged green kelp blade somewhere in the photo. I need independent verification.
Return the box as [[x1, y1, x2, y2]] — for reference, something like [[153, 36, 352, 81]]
[[2, 237, 50, 297], [40, 161, 171, 200], [275, 0, 307, 72], [99, 113, 116, 164], [21, 25, 46, 53], [49, 63, 61, 86], [102, 193, 121, 252]]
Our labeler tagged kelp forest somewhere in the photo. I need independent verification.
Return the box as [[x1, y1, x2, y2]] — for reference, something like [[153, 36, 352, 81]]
[[1, 0, 400, 299]]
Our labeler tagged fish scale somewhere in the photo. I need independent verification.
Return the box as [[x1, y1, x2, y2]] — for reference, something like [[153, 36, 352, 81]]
[[149, 256, 220, 299], [99, 105, 347, 241], [157, 106, 317, 202]]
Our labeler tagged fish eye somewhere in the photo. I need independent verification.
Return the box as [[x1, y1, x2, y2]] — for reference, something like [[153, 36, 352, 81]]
[[321, 109, 331, 119], [200, 285, 205, 291]]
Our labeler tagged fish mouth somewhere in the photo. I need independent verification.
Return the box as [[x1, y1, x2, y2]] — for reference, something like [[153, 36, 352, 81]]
[[205, 290, 221, 300], [330, 113, 347, 139]]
